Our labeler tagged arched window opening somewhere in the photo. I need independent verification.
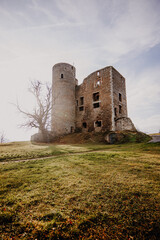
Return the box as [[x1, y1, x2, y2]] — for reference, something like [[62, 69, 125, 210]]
[[119, 105, 122, 114], [119, 93, 122, 102], [114, 108, 117, 117], [82, 122, 87, 128]]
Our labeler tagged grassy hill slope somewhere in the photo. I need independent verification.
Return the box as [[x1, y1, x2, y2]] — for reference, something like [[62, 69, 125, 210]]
[[0, 142, 160, 239], [54, 131, 151, 144]]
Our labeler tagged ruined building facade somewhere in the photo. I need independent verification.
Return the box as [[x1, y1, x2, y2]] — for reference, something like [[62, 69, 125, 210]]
[[51, 63, 135, 137]]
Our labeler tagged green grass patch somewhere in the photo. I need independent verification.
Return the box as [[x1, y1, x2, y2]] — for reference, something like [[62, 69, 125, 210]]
[[0, 142, 160, 239], [1, 140, 159, 162], [0, 142, 88, 162]]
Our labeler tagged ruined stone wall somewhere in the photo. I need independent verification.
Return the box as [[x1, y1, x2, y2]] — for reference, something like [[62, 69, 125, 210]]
[[111, 67, 129, 131], [51, 63, 76, 137], [75, 67, 113, 132], [50, 63, 135, 138], [115, 117, 136, 131], [110, 67, 136, 131], [112, 67, 128, 119]]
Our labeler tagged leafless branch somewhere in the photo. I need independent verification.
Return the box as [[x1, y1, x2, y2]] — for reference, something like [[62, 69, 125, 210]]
[[16, 80, 52, 137], [0, 132, 7, 143]]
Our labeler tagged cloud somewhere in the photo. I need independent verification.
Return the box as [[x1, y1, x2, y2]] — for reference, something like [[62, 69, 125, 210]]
[[0, 0, 160, 140], [125, 64, 160, 133], [128, 65, 160, 104], [98, 0, 160, 60], [54, 0, 99, 24], [134, 114, 160, 134]]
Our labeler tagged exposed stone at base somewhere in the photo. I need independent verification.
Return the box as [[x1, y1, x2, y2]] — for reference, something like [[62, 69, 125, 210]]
[[115, 117, 136, 131], [105, 131, 151, 144]]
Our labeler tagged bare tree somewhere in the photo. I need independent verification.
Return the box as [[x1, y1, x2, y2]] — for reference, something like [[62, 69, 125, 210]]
[[0, 132, 7, 143], [16, 80, 52, 142]]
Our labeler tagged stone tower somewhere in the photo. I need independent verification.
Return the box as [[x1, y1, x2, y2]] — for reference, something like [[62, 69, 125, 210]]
[[51, 63, 76, 137], [75, 66, 135, 133], [31, 63, 135, 143]]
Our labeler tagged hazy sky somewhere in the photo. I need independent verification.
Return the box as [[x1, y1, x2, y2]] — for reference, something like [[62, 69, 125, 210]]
[[0, 0, 160, 141]]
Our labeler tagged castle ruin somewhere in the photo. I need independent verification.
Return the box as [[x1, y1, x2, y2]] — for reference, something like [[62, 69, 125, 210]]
[[51, 63, 135, 137]]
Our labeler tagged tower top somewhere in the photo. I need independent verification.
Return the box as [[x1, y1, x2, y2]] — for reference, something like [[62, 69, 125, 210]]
[[52, 62, 75, 70]]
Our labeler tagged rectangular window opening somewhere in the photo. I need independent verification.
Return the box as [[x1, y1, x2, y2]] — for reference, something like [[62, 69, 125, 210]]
[[71, 126, 74, 133], [80, 97, 84, 105], [96, 79, 101, 87], [95, 120, 102, 127], [93, 92, 99, 102], [60, 73, 63, 78], [119, 105, 122, 114], [114, 108, 117, 117], [79, 106, 84, 111], [119, 93, 122, 102], [93, 102, 100, 108]]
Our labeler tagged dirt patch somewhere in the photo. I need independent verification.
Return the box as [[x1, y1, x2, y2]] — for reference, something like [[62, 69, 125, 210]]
[[53, 132, 106, 144]]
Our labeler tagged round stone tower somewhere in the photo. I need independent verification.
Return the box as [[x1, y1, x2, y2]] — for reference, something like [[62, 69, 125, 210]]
[[51, 63, 76, 137]]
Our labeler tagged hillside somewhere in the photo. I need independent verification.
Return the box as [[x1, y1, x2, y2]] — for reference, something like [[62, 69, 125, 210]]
[[53, 131, 151, 144]]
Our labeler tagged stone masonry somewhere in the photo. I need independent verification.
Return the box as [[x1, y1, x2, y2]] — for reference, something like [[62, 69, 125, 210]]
[[51, 63, 135, 137]]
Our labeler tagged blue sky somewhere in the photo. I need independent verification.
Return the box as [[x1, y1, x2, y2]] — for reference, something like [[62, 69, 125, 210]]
[[0, 0, 160, 141]]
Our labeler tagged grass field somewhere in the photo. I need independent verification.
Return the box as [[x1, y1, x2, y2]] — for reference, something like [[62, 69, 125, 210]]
[[0, 141, 160, 239]]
